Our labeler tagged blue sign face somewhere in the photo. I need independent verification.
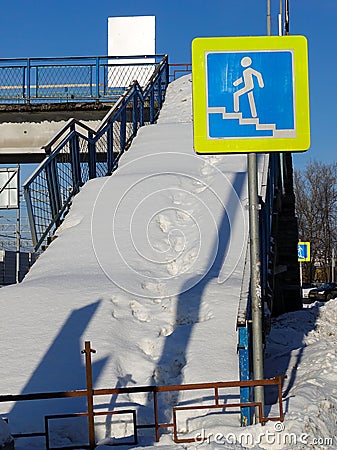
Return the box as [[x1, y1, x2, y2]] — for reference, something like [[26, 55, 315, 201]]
[[298, 243, 310, 262], [206, 50, 295, 139]]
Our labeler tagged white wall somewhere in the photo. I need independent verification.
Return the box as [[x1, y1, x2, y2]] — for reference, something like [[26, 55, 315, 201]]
[[108, 16, 155, 58], [107, 16, 156, 87]]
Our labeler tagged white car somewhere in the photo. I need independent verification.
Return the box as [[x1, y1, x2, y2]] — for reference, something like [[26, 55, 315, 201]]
[[301, 283, 317, 299]]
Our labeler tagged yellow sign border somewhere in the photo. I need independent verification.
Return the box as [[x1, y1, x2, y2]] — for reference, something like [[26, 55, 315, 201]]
[[298, 241, 310, 262], [192, 35, 310, 154]]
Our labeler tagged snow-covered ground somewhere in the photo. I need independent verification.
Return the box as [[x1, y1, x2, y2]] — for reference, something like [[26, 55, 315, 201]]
[[0, 75, 336, 449]]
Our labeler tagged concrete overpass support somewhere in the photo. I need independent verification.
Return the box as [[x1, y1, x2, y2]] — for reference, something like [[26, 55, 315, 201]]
[[0, 108, 108, 163]]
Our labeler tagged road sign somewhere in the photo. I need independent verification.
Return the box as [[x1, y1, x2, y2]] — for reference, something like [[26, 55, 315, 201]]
[[192, 36, 310, 154], [298, 242, 310, 262]]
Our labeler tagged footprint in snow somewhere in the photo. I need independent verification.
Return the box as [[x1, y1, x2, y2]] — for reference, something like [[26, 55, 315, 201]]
[[141, 281, 165, 295], [158, 214, 171, 233], [138, 339, 159, 360], [129, 300, 151, 322]]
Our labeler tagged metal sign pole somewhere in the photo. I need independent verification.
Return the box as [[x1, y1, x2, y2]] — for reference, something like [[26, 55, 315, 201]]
[[247, 153, 264, 421], [267, 0, 271, 36], [332, 248, 335, 283]]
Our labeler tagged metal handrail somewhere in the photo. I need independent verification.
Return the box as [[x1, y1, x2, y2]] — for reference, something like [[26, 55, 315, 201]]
[[0, 54, 166, 104], [23, 55, 169, 251]]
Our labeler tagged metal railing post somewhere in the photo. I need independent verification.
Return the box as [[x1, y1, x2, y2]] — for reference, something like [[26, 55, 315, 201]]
[[107, 123, 114, 175], [23, 187, 38, 250], [165, 55, 169, 88], [149, 89, 155, 123], [120, 107, 127, 152], [95, 57, 100, 100], [26, 58, 31, 103], [70, 125, 82, 191], [36, 66, 39, 98], [139, 92, 144, 127], [90, 66, 93, 98], [157, 77, 162, 110], [49, 157, 61, 223], [45, 164, 59, 223], [132, 91, 138, 137], [88, 131, 96, 179], [103, 64, 107, 97], [81, 341, 96, 450]]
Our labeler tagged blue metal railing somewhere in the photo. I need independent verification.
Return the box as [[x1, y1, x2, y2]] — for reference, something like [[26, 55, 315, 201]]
[[0, 55, 165, 104], [23, 55, 169, 250]]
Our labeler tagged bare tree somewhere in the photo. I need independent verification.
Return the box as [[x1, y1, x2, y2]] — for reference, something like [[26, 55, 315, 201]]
[[294, 160, 337, 282]]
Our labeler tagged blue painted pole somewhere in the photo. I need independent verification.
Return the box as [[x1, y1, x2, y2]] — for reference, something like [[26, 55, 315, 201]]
[[238, 325, 252, 425]]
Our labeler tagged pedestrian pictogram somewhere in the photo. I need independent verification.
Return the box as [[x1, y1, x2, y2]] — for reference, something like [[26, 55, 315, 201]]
[[298, 242, 310, 262], [233, 56, 264, 118], [192, 36, 310, 154]]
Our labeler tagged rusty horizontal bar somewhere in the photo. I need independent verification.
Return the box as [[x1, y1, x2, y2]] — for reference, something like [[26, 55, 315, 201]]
[[158, 422, 174, 429], [0, 389, 87, 403], [47, 445, 89, 450], [93, 385, 155, 396], [93, 376, 284, 397], [0, 376, 284, 404], [46, 412, 87, 420], [156, 376, 285, 393], [93, 409, 135, 417], [12, 431, 46, 438]]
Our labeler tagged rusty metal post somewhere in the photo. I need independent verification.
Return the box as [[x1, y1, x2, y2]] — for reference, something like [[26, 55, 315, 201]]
[[214, 387, 219, 405], [82, 341, 96, 450], [277, 376, 284, 421], [153, 389, 159, 442]]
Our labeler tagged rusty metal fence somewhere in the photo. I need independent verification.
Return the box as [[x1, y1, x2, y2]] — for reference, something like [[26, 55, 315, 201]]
[[169, 63, 192, 82], [0, 342, 285, 450]]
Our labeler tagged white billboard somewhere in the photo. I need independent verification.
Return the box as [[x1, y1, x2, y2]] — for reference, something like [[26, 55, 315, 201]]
[[107, 16, 156, 88], [0, 168, 19, 209]]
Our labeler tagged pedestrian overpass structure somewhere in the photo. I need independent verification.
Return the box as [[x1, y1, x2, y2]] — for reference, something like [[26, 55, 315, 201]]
[[0, 55, 166, 163], [0, 55, 301, 430]]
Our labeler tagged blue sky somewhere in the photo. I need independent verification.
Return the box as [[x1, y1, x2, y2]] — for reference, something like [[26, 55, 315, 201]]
[[1, 0, 336, 169]]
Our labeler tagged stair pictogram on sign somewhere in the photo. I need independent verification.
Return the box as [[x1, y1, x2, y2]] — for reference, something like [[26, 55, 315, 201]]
[[207, 107, 296, 138]]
